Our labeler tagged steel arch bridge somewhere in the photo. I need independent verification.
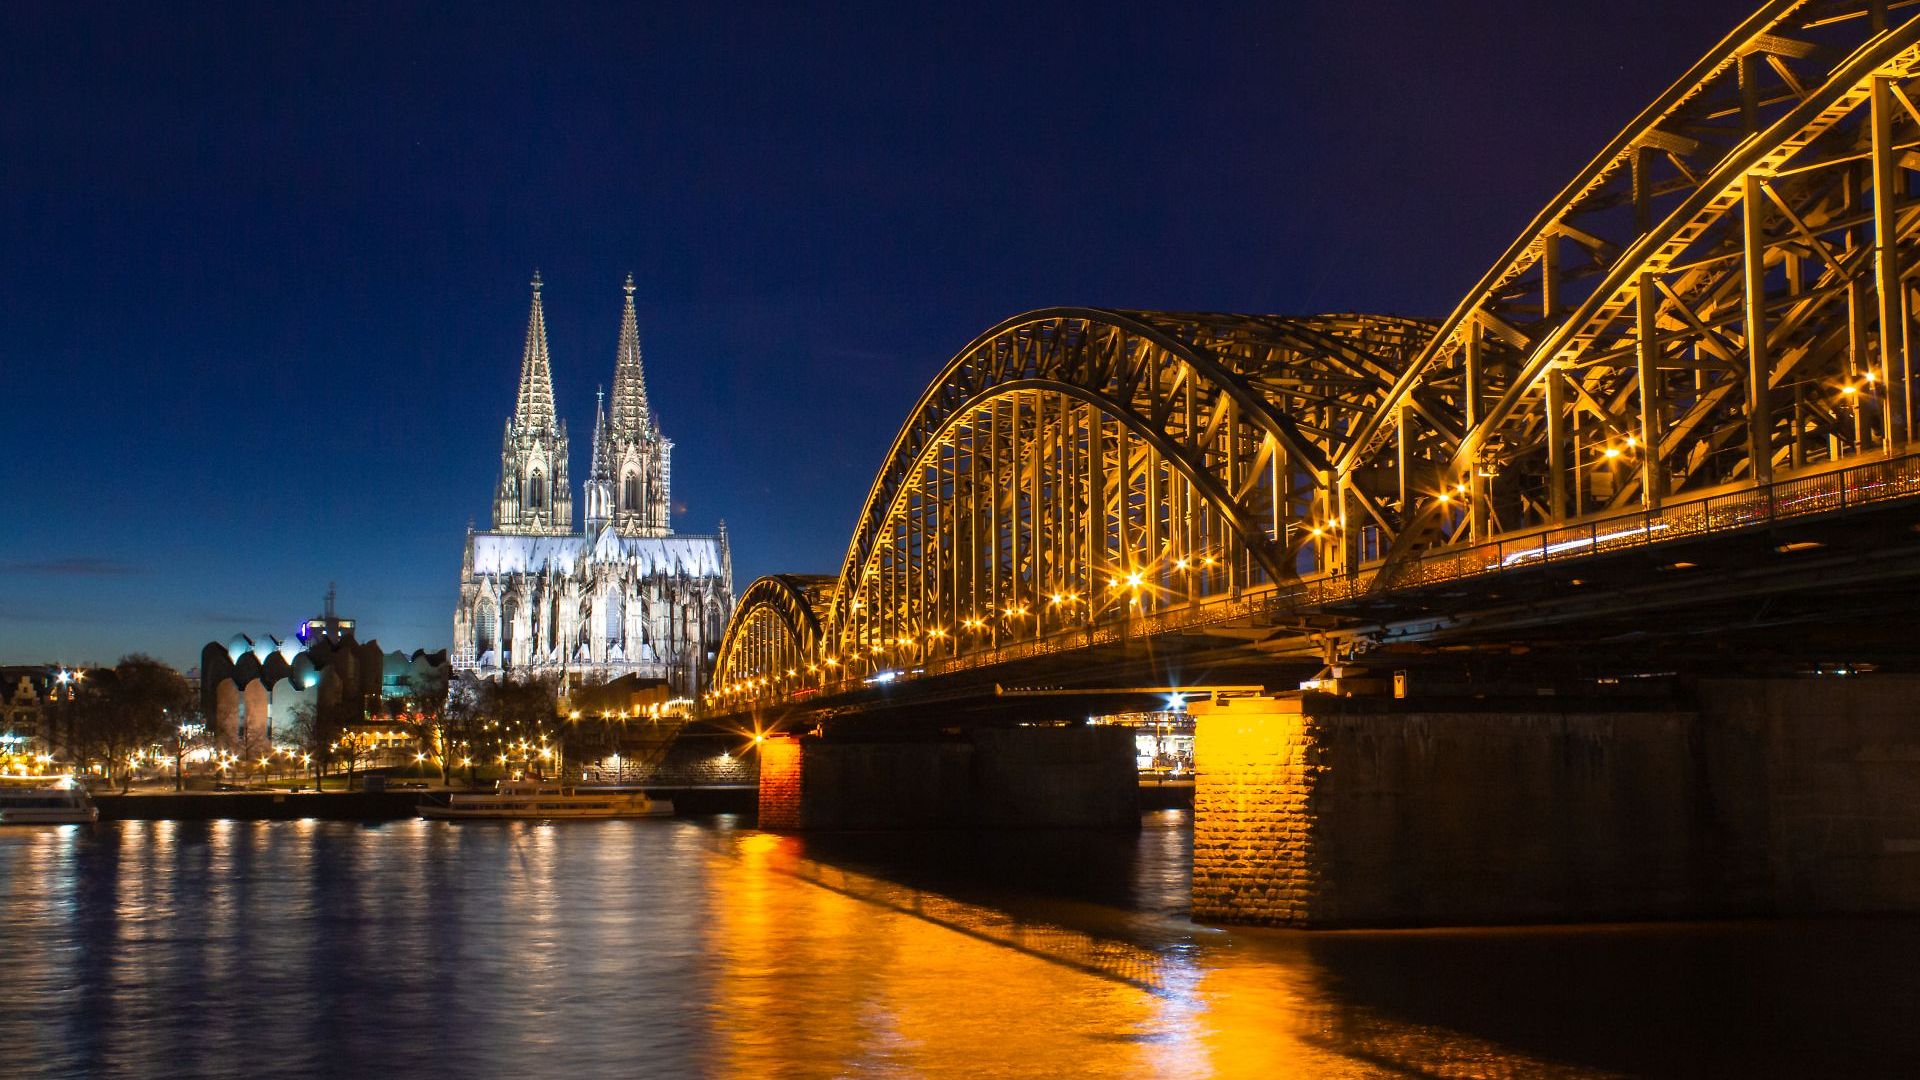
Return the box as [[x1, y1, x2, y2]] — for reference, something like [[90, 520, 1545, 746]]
[[712, 0, 1920, 714]]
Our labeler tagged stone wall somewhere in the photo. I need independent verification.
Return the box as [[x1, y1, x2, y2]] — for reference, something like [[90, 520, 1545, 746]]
[[1698, 677, 1920, 914], [1190, 695, 1316, 924], [756, 736, 803, 831], [756, 725, 1139, 831], [1193, 679, 1920, 928], [577, 730, 757, 787]]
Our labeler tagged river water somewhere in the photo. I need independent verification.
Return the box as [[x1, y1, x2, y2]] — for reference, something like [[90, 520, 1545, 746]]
[[1, 811, 1915, 1078]]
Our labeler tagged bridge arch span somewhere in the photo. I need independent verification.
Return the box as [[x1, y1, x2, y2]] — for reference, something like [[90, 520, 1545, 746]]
[[816, 308, 1431, 675], [711, 574, 835, 702]]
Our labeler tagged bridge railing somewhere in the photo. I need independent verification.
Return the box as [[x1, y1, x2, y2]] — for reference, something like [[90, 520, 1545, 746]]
[[790, 451, 1920, 702], [1371, 450, 1920, 594]]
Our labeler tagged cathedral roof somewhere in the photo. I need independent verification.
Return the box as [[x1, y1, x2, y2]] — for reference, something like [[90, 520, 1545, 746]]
[[470, 531, 726, 578]]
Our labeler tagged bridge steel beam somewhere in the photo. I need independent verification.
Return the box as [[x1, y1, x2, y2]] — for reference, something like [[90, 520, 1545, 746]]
[[711, 1, 1920, 718]]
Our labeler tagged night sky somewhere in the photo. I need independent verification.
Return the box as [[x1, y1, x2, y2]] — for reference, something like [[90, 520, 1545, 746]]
[[2, 0, 1757, 669]]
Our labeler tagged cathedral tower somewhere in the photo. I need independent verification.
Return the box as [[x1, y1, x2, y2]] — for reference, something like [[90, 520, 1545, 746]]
[[492, 273, 573, 535], [606, 274, 673, 536]]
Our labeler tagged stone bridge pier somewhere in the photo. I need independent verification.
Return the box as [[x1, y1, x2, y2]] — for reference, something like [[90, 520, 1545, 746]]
[[757, 724, 1139, 831], [1191, 679, 1920, 928]]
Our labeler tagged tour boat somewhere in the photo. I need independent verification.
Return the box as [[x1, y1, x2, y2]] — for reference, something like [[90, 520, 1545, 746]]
[[0, 776, 100, 825], [420, 780, 674, 820]]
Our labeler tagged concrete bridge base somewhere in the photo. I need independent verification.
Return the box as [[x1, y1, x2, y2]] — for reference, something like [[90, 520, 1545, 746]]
[[757, 724, 1139, 831], [1191, 679, 1920, 928]]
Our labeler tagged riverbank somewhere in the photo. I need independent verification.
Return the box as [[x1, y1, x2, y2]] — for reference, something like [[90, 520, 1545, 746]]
[[94, 785, 759, 821]]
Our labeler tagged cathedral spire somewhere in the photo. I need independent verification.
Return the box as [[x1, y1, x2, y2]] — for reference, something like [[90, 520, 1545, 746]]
[[584, 386, 614, 533], [609, 273, 651, 437], [590, 386, 611, 480], [492, 270, 572, 536], [513, 271, 557, 433]]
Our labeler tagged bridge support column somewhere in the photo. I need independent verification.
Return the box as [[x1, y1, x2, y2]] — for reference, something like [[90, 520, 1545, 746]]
[[1192, 680, 1920, 928], [755, 725, 1138, 831]]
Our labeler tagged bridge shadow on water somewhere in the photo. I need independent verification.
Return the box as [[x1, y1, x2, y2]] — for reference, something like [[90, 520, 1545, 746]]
[[704, 812, 1920, 1078]]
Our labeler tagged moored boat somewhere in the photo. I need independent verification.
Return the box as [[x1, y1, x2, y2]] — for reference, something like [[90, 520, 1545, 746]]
[[0, 775, 100, 824], [421, 779, 673, 820]]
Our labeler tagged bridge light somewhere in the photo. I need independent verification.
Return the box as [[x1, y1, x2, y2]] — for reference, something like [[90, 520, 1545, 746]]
[[1126, 572, 1144, 589], [1603, 446, 1622, 460], [1866, 370, 1878, 384], [1437, 492, 1452, 504], [1201, 556, 1216, 568], [825, 657, 839, 667], [1308, 525, 1325, 538], [1841, 384, 1859, 396]]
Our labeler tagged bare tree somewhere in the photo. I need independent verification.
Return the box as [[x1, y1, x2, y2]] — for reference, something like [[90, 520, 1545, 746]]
[[73, 656, 191, 791], [168, 709, 208, 791], [403, 668, 453, 783], [334, 729, 378, 790]]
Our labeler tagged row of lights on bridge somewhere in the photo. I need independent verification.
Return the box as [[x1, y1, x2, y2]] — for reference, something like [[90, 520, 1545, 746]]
[[707, 553, 1245, 706]]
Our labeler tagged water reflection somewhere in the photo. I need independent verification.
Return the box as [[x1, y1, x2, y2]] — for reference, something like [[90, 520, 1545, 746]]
[[0, 813, 1915, 1078]]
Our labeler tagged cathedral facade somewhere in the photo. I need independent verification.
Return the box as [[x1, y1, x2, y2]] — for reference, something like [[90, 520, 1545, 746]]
[[453, 274, 733, 697]]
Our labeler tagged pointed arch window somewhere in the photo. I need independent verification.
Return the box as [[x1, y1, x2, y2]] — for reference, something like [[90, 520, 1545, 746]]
[[475, 598, 497, 654], [623, 472, 641, 512], [528, 470, 546, 510]]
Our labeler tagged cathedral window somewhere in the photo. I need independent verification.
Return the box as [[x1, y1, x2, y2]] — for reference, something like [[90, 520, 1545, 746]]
[[528, 470, 546, 510], [475, 599, 497, 653], [623, 472, 640, 511]]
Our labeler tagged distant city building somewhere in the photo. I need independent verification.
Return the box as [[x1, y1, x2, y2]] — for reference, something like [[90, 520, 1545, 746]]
[[0, 665, 68, 762], [198, 590, 449, 748], [453, 274, 734, 697]]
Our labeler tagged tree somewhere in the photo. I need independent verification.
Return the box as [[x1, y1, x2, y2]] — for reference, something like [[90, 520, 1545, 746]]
[[168, 709, 208, 791], [478, 675, 559, 776], [443, 677, 486, 785], [287, 704, 321, 787], [402, 667, 453, 783], [287, 696, 354, 789], [233, 716, 266, 788], [334, 729, 378, 790], [72, 655, 191, 791]]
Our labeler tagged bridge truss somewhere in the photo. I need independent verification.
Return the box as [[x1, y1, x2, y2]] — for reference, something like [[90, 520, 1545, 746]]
[[712, 0, 1920, 713]]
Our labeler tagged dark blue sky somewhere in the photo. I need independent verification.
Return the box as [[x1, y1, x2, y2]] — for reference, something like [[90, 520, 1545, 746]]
[[1, 0, 1754, 669]]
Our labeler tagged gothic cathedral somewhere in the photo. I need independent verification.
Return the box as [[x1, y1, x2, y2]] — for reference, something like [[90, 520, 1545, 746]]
[[453, 273, 734, 697]]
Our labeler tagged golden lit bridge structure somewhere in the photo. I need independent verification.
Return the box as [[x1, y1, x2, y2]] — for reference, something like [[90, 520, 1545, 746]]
[[713, 1, 1920, 723]]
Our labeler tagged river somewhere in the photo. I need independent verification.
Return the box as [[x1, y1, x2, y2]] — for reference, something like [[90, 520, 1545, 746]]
[[1, 811, 1915, 1078]]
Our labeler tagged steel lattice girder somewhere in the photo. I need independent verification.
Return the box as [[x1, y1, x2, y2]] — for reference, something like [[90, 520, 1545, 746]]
[[1350, 1, 1920, 574], [816, 309, 1434, 660], [712, 574, 833, 694], [712, 1, 1920, 711]]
